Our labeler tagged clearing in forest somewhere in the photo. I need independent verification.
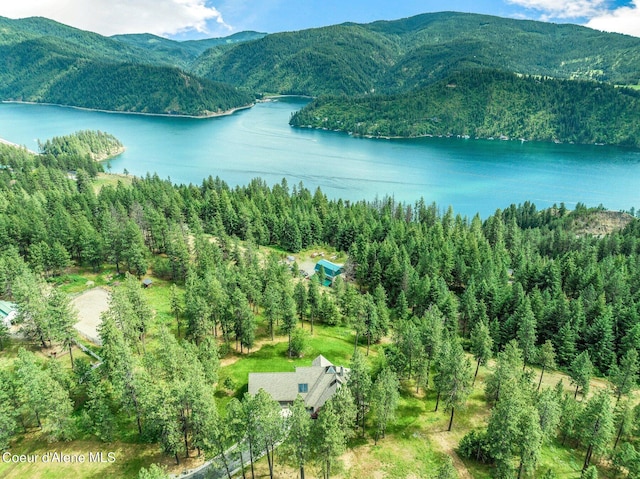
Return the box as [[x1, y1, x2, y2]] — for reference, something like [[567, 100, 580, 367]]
[[71, 287, 110, 345]]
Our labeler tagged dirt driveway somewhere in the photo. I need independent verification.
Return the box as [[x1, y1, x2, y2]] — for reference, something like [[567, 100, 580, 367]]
[[71, 287, 110, 345]]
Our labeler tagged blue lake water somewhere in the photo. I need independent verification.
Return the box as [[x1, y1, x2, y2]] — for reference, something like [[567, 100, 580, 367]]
[[1, 97, 639, 218]]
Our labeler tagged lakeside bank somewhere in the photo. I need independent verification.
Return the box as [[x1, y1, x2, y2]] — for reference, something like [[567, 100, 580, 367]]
[[0, 100, 255, 120]]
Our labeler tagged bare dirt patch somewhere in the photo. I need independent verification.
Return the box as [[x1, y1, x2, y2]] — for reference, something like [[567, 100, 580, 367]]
[[432, 431, 473, 479], [71, 287, 110, 345], [571, 210, 634, 237]]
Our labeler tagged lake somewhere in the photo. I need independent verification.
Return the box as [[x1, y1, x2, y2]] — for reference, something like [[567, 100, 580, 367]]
[[1, 97, 639, 218]]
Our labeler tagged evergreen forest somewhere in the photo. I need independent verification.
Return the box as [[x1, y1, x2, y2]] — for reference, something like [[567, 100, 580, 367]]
[[2, 133, 640, 478], [290, 70, 640, 146]]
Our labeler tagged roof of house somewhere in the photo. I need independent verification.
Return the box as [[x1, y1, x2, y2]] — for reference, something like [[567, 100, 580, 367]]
[[248, 355, 349, 411], [0, 300, 17, 318], [0, 300, 17, 326], [314, 259, 343, 276]]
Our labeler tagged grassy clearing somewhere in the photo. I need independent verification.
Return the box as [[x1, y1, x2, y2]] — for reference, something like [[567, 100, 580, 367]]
[[92, 172, 133, 193], [216, 322, 361, 412], [0, 337, 96, 371], [0, 435, 176, 479], [49, 271, 109, 296]]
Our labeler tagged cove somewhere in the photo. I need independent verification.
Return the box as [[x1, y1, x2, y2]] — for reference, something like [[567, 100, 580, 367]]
[[1, 97, 639, 218]]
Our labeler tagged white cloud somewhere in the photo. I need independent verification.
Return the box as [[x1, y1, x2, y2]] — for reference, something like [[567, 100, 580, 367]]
[[586, 1, 640, 37], [506, 0, 640, 37], [505, 0, 607, 19], [0, 0, 230, 37]]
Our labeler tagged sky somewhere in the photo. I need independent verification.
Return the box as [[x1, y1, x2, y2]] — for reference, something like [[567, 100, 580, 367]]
[[0, 0, 638, 39]]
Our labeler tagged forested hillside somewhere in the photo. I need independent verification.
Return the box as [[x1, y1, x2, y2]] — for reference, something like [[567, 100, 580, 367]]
[[0, 16, 255, 116], [191, 24, 400, 96], [38, 130, 123, 163], [110, 31, 266, 69], [43, 62, 254, 116], [195, 11, 640, 96], [290, 69, 640, 147], [3, 135, 640, 477]]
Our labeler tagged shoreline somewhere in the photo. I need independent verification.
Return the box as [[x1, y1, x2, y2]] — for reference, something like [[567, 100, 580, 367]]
[[93, 146, 126, 162], [0, 137, 37, 154], [261, 94, 314, 100], [0, 136, 125, 160], [0, 100, 255, 119], [289, 124, 633, 148]]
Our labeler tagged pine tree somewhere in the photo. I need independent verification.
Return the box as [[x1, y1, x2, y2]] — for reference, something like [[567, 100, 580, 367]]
[[569, 351, 593, 400], [487, 385, 525, 477], [286, 396, 312, 479], [348, 350, 371, 437], [313, 387, 355, 479], [578, 390, 614, 471], [517, 297, 538, 367], [294, 281, 308, 323], [281, 290, 298, 358], [441, 336, 474, 431], [610, 348, 638, 404], [536, 387, 561, 444], [470, 319, 493, 385], [370, 368, 400, 443], [516, 404, 543, 479], [485, 340, 524, 404], [169, 283, 183, 338], [537, 340, 556, 392]]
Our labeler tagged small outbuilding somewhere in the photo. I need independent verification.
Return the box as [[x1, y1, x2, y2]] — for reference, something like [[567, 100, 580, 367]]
[[0, 300, 17, 327], [142, 278, 153, 288], [314, 259, 344, 286]]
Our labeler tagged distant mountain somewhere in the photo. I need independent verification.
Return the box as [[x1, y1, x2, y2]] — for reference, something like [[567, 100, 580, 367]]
[[195, 11, 640, 96], [0, 16, 146, 62], [0, 16, 256, 116], [191, 24, 399, 95], [291, 69, 640, 147], [111, 31, 266, 68]]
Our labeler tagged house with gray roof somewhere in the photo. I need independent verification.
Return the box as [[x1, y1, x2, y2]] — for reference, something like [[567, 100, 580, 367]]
[[248, 355, 349, 414]]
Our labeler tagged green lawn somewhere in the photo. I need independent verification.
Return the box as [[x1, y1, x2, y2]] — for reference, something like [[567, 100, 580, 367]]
[[0, 436, 171, 479], [91, 172, 133, 193]]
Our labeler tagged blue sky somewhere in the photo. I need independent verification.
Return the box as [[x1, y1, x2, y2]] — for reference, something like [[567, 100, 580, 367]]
[[0, 0, 638, 38]]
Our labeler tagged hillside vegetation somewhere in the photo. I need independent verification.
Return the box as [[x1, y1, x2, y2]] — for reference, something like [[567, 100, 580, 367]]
[[0, 16, 255, 116], [111, 31, 266, 69], [196, 11, 640, 96], [290, 69, 640, 146]]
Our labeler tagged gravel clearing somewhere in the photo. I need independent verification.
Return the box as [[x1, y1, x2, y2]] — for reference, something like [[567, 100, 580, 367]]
[[71, 287, 110, 345]]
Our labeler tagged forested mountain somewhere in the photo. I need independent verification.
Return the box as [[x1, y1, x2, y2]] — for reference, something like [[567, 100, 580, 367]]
[[0, 16, 146, 61], [111, 31, 266, 69], [195, 11, 640, 96], [291, 69, 640, 147], [191, 24, 400, 95], [0, 16, 255, 116], [43, 62, 254, 116]]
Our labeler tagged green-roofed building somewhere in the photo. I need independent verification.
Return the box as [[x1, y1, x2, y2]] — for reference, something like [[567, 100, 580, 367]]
[[0, 300, 17, 327], [314, 259, 344, 286]]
